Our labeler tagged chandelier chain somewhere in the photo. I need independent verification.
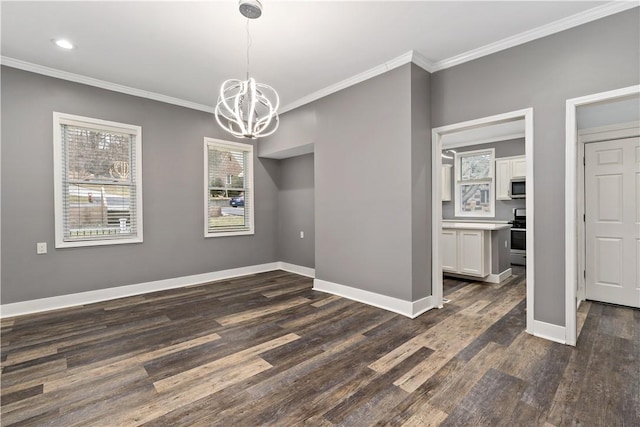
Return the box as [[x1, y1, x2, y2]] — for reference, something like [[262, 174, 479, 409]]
[[246, 19, 252, 80]]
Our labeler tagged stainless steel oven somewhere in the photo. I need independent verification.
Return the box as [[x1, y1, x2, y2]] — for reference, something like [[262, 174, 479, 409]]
[[510, 208, 526, 266]]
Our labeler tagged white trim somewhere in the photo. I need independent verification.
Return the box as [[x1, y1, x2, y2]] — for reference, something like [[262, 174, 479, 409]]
[[2, 57, 215, 114], [430, 2, 638, 72], [565, 86, 640, 346], [524, 108, 535, 338], [485, 268, 513, 284], [313, 279, 434, 319], [432, 127, 444, 309], [411, 50, 437, 73], [442, 133, 525, 150], [531, 320, 566, 344], [278, 262, 315, 278], [0, 262, 280, 318], [0, 264, 435, 319], [53, 112, 144, 248], [443, 268, 512, 285], [1, 3, 633, 117], [432, 108, 534, 336], [280, 51, 415, 113], [204, 137, 255, 238], [578, 121, 640, 143], [411, 296, 435, 318]]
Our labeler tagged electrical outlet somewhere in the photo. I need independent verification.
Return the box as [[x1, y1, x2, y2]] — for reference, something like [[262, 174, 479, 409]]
[[37, 242, 47, 254], [505, 241, 508, 248], [300, 231, 304, 239]]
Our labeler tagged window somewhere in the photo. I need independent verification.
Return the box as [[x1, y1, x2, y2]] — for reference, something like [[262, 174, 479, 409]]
[[454, 148, 495, 217], [53, 112, 143, 248], [204, 138, 254, 237]]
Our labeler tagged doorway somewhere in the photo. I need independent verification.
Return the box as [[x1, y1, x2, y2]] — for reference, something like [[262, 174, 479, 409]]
[[583, 136, 639, 308], [565, 85, 640, 345], [431, 108, 535, 336]]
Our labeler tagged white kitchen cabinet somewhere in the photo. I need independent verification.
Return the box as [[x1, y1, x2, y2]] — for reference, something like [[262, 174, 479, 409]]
[[495, 155, 525, 200], [441, 228, 457, 272], [495, 159, 511, 200], [511, 157, 526, 178], [441, 228, 490, 277], [442, 164, 452, 202]]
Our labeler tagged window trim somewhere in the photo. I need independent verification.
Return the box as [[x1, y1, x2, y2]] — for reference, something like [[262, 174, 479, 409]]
[[53, 112, 143, 248], [204, 137, 254, 238], [454, 148, 495, 217]]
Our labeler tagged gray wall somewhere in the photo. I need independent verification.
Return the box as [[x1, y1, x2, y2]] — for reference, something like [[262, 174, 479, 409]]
[[1, 66, 280, 304], [431, 8, 640, 325], [442, 138, 526, 221], [258, 107, 316, 159], [277, 153, 315, 268], [270, 63, 431, 302], [491, 229, 510, 275], [410, 64, 432, 300], [313, 64, 414, 301]]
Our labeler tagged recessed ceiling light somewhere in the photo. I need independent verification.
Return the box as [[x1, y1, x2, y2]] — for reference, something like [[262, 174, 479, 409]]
[[54, 39, 74, 50]]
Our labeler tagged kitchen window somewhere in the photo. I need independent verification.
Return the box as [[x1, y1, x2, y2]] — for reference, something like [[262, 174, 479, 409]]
[[53, 112, 143, 248], [204, 138, 254, 237], [454, 148, 495, 217]]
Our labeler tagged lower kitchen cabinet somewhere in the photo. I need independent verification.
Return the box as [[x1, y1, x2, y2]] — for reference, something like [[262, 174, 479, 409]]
[[441, 228, 490, 277]]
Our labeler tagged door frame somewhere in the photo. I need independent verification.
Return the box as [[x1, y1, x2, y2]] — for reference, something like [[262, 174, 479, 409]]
[[431, 108, 535, 335], [565, 85, 640, 346], [577, 122, 640, 304]]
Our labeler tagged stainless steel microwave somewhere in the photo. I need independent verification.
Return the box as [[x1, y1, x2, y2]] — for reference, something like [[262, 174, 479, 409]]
[[509, 178, 526, 199]]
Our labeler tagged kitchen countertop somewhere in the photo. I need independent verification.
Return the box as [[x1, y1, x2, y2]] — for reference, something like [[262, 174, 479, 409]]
[[442, 221, 511, 231]]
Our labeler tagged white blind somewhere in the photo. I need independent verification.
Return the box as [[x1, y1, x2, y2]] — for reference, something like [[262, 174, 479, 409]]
[[61, 123, 138, 242], [206, 141, 252, 235]]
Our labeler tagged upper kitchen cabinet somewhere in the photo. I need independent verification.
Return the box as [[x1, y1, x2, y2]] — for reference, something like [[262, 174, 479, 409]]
[[442, 164, 452, 202], [496, 155, 525, 200]]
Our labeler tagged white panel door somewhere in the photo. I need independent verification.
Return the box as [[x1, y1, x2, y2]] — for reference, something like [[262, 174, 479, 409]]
[[585, 137, 639, 308]]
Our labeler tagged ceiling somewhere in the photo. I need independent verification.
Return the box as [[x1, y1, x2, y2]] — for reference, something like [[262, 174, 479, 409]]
[[1, 1, 632, 114]]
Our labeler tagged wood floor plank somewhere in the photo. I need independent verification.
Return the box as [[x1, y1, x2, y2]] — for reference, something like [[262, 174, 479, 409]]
[[427, 341, 508, 414], [215, 296, 311, 325], [439, 368, 528, 427], [87, 358, 272, 427], [311, 294, 341, 307], [45, 333, 221, 393], [2, 268, 638, 426], [153, 333, 299, 393], [401, 403, 449, 427]]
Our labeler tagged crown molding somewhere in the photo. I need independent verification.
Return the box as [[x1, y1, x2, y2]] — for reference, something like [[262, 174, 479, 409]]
[[280, 51, 415, 113], [0, 56, 216, 114], [2, 3, 635, 115], [430, 2, 639, 72], [411, 51, 436, 73]]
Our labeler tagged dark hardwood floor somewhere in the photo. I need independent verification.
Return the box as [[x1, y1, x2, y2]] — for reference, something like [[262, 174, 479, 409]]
[[1, 268, 638, 426]]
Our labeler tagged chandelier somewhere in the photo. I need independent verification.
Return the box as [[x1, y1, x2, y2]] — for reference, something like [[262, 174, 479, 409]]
[[215, 0, 279, 139]]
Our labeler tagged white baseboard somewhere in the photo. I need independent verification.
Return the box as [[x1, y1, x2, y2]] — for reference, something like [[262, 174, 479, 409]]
[[1, 262, 300, 318], [277, 262, 315, 278], [313, 278, 434, 319], [529, 320, 566, 344], [485, 268, 513, 284], [1, 262, 434, 320]]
